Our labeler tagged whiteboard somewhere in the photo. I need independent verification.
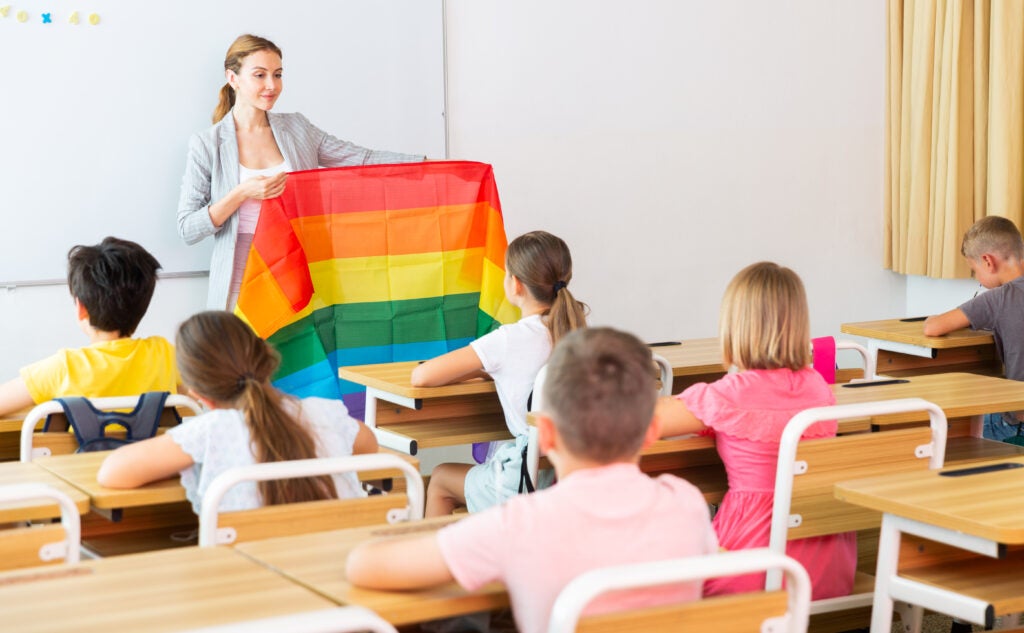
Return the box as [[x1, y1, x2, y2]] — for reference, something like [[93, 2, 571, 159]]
[[0, 0, 445, 281]]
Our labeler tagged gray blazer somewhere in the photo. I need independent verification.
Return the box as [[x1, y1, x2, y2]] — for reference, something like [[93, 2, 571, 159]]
[[177, 111, 422, 310]]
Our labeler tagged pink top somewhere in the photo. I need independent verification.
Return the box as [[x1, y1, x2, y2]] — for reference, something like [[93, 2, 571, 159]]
[[437, 463, 717, 633], [680, 367, 856, 600]]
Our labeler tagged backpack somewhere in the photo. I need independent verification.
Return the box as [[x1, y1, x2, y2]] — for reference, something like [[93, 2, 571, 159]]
[[47, 392, 176, 453]]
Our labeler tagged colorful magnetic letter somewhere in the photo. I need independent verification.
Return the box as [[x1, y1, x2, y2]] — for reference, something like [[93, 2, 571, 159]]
[[16, 9, 27, 22], [0, 6, 9, 17], [88, 12, 99, 25], [42, 13, 52, 23], [69, 11, 79, 24]]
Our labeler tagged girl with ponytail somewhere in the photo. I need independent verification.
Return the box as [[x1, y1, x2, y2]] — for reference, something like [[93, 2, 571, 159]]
[[98, 311, 377, 512], [177, 34, 426, 311], [412, 230, 589, 516]]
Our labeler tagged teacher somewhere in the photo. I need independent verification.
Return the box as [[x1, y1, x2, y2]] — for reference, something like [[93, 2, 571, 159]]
[[177, 34, 425, 310]]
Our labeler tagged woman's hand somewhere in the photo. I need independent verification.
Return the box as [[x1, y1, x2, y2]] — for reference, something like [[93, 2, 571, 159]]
[[239, 171, 288, 200], [208, 172, 288, 228]]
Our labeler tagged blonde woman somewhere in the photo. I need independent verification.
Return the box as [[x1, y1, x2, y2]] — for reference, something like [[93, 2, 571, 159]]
[[177, 34, 424, 310]]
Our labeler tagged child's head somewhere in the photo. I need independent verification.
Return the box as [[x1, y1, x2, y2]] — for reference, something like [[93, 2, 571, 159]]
[[541, 327, 657, 464], [719, 261, 811, 372], [176, 311, 336, 505], [67, 237, 161, 337], [505, 230, 588, 343], [961, 217, 1024, 288]]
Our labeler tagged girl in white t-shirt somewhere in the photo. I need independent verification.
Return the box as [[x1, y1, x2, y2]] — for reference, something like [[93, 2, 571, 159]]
[[413, 231, 588, 516], [98, 311, 377, 512]]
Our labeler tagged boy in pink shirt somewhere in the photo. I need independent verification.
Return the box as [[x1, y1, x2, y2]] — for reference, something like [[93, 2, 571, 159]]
[[346, 327, 717, 633]]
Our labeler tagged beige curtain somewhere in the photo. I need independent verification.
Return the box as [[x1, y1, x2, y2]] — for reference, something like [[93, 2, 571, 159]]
[[886, 0, 1023, 277]]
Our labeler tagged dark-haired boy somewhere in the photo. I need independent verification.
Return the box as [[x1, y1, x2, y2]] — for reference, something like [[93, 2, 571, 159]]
[[0, 237, 179, 415], [346, 327, 717, 633]]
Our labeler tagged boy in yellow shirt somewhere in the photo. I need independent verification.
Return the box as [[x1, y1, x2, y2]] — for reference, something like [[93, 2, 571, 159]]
[[0, 237, 179, 416]]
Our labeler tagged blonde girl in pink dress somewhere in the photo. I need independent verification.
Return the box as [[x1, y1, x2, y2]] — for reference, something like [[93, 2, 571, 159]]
[[655, 261, 856, 600]]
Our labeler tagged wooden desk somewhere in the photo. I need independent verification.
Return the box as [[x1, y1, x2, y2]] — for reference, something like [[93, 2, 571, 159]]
[[841, 318, 997, 377], [34, 449, 421, 514], [0, 546, 333, 632], [835, 457, 1024, 632], [0, 461, 90, 523], [236, 516, 508, 626], [340, 344, 732, 453], [831, 372, 1024, 435], [648, 338, 727, 391], [340, 361, 511, 454]]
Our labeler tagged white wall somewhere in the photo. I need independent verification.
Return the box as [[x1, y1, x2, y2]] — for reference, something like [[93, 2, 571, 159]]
[[2, 1, 912, 380], [445, 0, 905, 354]]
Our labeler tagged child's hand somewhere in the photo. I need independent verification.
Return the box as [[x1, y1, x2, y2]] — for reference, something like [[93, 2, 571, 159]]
[[240, 172, 288, 200]]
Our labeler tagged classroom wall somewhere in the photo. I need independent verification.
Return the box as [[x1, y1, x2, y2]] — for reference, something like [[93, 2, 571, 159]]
[[1, 1, 915, 381]]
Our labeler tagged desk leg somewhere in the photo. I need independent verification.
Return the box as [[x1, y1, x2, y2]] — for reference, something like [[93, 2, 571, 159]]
[[364, 392, 377, 427], [871, 515, 899, 633]]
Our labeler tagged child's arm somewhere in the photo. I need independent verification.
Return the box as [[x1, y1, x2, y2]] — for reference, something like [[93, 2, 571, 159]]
[[346, 533, 454, 590], [0, 378, 34, 417], [96, 434, 194, 489], [655, 396, 707, 438], [352, 423, 378, 455], [923, 308, 971, 337], [410, 346, 488, 387]]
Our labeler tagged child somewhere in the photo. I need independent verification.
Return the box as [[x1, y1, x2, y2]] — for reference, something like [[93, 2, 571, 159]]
[[655, 261, 855, 600], [0, 237, 178, 416], [923, 216, 1024, 440], [414, 230, 588, 516], [97, 311, 378, 512], [347, 327, 717, 633]]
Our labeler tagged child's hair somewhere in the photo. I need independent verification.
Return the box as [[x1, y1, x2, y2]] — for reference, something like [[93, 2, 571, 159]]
[[66, 237, 161, 337], [719, 261, 811, 372], [213, 34, 283, 123], [175, 311, 336, 505], [961, 216, 1024, 261], [505, 231, 588, 343], [542, 327, 656, 463]]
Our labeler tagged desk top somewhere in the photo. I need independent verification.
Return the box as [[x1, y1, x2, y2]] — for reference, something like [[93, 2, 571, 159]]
[[831, 373, 1024, 425], [340, 340, 727, 398], [0, 546, 333, 632], [841, 319, 994, 349], [32, 449, 421, 511], [340, 361, 497, 399], [835, 456, 1024, 544], [0, 461, 90, 522], [235, 516, 508, 625], [35, 450, 184, 510]]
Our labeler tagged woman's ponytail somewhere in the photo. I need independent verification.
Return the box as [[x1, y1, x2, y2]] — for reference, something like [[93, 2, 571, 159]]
[[546, 285, 588, 344], [212, 83, 235, 124]]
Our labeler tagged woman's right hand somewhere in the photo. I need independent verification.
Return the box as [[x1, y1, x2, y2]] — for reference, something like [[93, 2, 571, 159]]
[[239, 171, 288, 200], [208, 172, 288, 228]]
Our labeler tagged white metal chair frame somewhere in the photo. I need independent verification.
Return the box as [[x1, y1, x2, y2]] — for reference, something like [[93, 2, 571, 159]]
[[19, 394, 204, 462], [547, 548, 812, 633], [178, 605, 399, 633], [0, 483, 81, 565], [522, 353, 673, 493], [197, 454, 425, 547], [767, 398, 947, 622], [833, 340, 877, 381]]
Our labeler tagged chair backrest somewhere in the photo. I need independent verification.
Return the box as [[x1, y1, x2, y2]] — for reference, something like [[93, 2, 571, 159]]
[[811, 337, 876, 384], [530, 352, 673, 414], [198, 454, 425, 547], [766, 397, 946, 590], [0, 483, 80, 570], [547, 548, 811, 633], [20, 394, 204, 462], [178, 606, 398, 633]]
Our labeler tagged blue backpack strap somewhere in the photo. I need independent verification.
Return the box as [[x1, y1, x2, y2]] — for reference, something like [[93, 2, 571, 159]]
[[56, 392, 171, 453]]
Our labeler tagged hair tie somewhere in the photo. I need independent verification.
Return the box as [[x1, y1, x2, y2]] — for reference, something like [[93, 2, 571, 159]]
[[552, 280, 568, 294], [236, 372, 256, 392]]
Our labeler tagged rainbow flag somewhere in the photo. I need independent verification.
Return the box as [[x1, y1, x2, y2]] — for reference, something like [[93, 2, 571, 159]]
[[234, 161, 518, 418]]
